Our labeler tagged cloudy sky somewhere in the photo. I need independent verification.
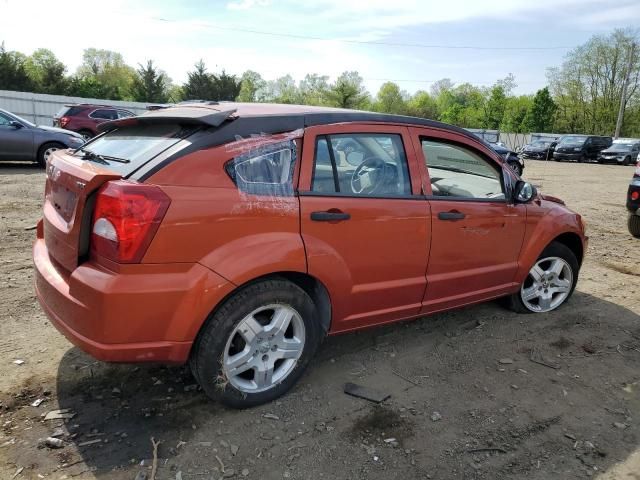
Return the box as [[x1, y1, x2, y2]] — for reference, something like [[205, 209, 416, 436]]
[[1, 0, 638, 95]]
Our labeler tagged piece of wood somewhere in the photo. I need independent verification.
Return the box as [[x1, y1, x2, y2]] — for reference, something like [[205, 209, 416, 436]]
[[343, 383, 390, 403]]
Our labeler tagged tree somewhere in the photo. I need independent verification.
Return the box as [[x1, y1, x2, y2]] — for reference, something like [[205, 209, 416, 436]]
[[24, 49, 67, 94], [0, 42, 34, 91], [212, 70, 241, 101], [522, 87, 557, 132], [373, 82, 407, 114], [131, 60, 169, 103], [501, 95, 533, 133], [407, 91, 439, 119], [182, 60, 214, 100], [263, 75, 300, 103], [74, 48, 135, 100], [430, 78, 454, 98], [299, 74, 329, 106], [437, 83, 485, 128], [237, 70, 266, 102], [325, 71, 369, 109]]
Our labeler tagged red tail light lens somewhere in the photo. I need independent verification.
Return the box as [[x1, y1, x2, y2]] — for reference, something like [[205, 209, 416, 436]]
[[91, 181, 170, 263], [60, 116, 70, 128], [632, 191, 639, 201]]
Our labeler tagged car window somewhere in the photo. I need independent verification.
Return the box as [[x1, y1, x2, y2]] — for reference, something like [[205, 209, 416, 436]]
[[117, 110, 134, 119], [421, 139, 505, 200], [90, 109, 118, 120], [225, 140, 297, 196], [0, 112, 12, 126], [311, 133, 411, 197]]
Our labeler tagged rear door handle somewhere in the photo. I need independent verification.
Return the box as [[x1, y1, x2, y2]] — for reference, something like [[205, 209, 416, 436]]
[[310, 211, 351, 222], [438, 211, 466, 221]]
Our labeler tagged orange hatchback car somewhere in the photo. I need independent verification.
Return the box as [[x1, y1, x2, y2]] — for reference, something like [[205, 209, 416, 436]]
[[34, 103, 587, 407]]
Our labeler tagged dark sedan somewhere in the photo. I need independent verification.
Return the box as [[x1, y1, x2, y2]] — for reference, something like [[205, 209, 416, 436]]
[[0, 108, 85, 166], [520, 140, 557, 160]]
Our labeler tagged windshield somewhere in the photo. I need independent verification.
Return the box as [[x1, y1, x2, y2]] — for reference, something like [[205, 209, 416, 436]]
[[531, 141, 551, 147], [75, 123, 198, 174], [610, 143, 636, 151], [5, 111, 36, 127], [559, 136, 586, 146]]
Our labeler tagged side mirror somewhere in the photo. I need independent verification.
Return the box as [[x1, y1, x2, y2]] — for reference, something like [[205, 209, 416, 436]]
[[514, 180, 536, 203], [9, 120, 23, 129]]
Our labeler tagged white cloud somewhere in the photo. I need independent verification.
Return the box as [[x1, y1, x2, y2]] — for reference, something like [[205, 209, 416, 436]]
[[227, 0, 270, 10]]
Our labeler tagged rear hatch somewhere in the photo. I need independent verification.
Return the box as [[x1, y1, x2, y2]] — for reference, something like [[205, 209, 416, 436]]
[[41, 117, 227, 272]]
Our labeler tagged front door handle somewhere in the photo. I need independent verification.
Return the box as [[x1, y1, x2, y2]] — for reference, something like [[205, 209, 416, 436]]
[[438, 211, 466, 221], [311, 210, 351, 222]]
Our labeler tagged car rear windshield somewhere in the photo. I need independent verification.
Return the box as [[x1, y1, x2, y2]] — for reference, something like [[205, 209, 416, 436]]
[[559, 136, 586, 146], [73, 123, 199, 176], [55, 105, 86, 117]]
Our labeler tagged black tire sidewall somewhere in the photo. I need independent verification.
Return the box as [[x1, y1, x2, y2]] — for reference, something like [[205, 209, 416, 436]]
[[629, 215, 640, 238], [37, 142, 63, 167], [510, 241, 580, 314], [192, 279, 322, 409]]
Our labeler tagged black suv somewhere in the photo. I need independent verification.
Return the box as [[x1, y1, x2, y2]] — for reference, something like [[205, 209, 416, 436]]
[[598, 140, 640, 166], [628, 158, 640, 237], [553, 135, 612, 163]]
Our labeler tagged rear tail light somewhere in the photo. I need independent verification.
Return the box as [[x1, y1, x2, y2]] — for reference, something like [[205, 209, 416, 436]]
[[59, 116, 70, 128], [91, 181, 170, 263], [632, 191, 639, 201]]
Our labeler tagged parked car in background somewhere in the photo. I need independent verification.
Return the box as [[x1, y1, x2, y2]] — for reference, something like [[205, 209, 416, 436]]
[[628, 156, 640, 237], [520, 140, 558, 160], [489, 143, 525, 176], [0, 108, 84, 166], [597, 139, 640, 166], [53, 104, 135, 140], [553, 135, 612, 163], [34, 103, 587, 408]]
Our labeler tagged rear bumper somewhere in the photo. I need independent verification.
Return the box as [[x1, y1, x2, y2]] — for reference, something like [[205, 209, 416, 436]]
[[627, 181, 640, 214], [33, 238, 234, 363]]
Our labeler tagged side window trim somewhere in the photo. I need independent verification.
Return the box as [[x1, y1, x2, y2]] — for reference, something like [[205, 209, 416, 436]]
[[324, 135, 341, 193], [420, 135, 507, 203]]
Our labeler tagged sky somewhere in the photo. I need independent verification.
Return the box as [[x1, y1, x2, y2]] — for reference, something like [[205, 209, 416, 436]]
[[1, 0, 639, 96]]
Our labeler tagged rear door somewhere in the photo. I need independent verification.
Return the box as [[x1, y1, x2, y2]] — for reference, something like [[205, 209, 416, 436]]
[[299, 124, 430, 333], [0, 112, 34, 160], [409, 127, 526, 313]]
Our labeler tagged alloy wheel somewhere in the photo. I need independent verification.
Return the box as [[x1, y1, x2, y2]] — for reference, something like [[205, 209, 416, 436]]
[[222, 304, 305, 393], [520, 256, 573, 312], [43, 147, 59, 163]]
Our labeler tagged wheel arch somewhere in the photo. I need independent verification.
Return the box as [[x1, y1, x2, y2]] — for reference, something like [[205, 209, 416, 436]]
[[550, 231, 584, 266]]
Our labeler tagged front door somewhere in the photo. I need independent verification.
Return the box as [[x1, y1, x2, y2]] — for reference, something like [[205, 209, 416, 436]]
[[298, 124, 430, 333], [410, 128, 527, 313], [0, 112, 33, 160]]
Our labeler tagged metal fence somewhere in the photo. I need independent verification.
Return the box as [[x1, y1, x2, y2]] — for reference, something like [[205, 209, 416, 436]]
[[0, 90, 153, 126]]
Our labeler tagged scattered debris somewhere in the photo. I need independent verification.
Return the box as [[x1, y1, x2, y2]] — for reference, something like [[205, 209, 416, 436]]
[[31, 398, 44, 407], [564, 433, 577, 441], [231, 444, 239, 456], [498, 358, 514, 365], [40, 437, 64, 449], [77, 439, 102, 447], [44, 409, 76, 421], [150, 437, 161, 480], [613, 422, 628, 430], [530, 348, 560, 370], [134, 472, 148, 480], [24, 225, 37, 231], [216, 454, 226, 473], [241, 468, 250, 477], [12, 359, 24, 365], [175, 472, 183, 480], [431, 412, 442, 422], [467, 447, 507, 454], [391, 369, 420, 386], [262, 413, 280, 420], [11, 467, 24, 479], [344, 383, 390, 403]]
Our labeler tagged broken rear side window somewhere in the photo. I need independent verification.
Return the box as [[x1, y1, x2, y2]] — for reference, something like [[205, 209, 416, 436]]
[[225, 140, 297, 196]]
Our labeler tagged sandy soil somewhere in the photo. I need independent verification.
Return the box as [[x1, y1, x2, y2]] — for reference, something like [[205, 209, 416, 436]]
[[1, 160, 639, 480]]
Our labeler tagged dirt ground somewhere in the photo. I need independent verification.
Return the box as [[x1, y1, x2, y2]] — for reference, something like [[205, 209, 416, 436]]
[[1, 160, 639, 480]]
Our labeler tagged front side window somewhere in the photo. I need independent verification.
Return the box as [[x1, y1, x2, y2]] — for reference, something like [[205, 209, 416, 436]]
[[422, 139, 504, 200], [90, 109, 118, 120], [0, 112, 12, 126], [117, 110, 135, 119], [226, 140, 297, 196], [311, 133, 411, 197]]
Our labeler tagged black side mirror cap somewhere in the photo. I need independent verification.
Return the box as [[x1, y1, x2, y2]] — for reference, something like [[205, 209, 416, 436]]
[[9, 121, 23, 129], [514, 180, 537, 203]]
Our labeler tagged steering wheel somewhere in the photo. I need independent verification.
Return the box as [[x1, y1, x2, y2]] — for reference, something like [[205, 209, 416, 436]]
[[350, 157, 389, 195]]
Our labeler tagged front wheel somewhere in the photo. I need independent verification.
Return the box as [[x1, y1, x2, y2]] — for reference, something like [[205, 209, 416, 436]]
[[629, 215, 640, 238], [506, 242, 579, 314], [190, 279, 323, 408], [37, 142, 64, 167]]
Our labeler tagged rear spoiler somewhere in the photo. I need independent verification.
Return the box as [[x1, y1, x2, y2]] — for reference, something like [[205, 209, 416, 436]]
[[97, 107, 237, 133]]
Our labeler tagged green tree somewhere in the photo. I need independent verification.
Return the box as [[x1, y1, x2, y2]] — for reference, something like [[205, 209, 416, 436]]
[[501, 95, 533, 133], [237, 70, 266, 102], [430, 78, 454, 98], [325, 71, 369, 109], [212, 70, 241, 101], [24, 49, 67, 94], [131, 60, 169, 103], [407, 91, 439, 119], [263, 75, 300, 103], [182, 60, 214, 100], [483, 84, 507, 129], [373, 82, 407, 114], [0, 43, 34, 91], [438, 83, 485, 128], [299, 74, 329, 106], [74, 48, 135, 100], [522, 87, 557, 132]]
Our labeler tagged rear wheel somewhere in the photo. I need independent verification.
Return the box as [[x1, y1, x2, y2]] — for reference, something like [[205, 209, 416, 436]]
[[36, 142, 64, 167], [506, 242, 579, 314], [623, 156, 631, 166], [578, 155, 586, 163], [629, 215, 640, 238], [190, 279, 323, 408]]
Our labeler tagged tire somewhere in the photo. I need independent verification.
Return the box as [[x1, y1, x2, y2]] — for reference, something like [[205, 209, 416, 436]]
[[623, 156, 631, 166], [78, 130, 94, 141], [629, 215, 640, 238], [506, 242, 579, 314], [577, 155, 586, 163], [190, 279, 323, 408], [36, 142, 64, 167]]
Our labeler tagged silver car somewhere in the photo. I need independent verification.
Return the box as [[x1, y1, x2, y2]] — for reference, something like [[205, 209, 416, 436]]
[[0, 108, 85, 166]]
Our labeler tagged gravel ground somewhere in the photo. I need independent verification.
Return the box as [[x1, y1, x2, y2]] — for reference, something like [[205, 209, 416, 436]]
[[1, 160, 639, 480]]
